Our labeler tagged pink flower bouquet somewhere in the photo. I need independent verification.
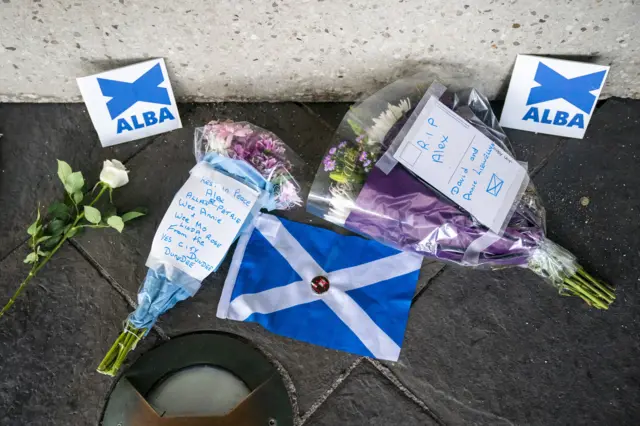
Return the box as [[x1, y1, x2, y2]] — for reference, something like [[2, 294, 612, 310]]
[[195, 120, 303, 210]]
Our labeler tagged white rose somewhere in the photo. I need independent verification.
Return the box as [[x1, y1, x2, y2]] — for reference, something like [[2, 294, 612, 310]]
[[100, 159, 129, 188]]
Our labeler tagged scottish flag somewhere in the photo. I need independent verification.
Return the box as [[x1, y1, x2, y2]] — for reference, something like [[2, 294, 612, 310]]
[[217, 214, 423, 361]]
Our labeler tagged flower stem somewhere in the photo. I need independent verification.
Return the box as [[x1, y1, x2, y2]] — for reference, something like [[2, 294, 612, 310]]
[[0, 271, 35, 318], [97, 322, 146, 376], [561, 268, 615, 309], [0, 185, 109, 319]]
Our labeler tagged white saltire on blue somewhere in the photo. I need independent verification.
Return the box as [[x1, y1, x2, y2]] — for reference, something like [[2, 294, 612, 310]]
[[219, 214, 422, 361]]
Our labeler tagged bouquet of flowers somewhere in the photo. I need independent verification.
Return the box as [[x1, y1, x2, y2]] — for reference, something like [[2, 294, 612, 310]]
[[98, 121, 302, 376], [196, 120, 303, 209], [308, 76, 615, 309]]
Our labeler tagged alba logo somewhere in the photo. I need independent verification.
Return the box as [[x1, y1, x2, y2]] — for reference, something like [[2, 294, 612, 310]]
[[500, 55, 609, 139], [77, 58, 182, 147], [522, 62, 607, 129], [97, 63, 175, 134]]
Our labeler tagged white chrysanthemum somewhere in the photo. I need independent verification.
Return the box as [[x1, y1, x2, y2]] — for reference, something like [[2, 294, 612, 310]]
[[325, 183, 356, 226], [366, 98, 411, 145]]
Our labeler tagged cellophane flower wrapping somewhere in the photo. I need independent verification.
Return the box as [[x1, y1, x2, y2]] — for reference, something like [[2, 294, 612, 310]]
[[98, 121, 303, 376], [307, 75, 614, 309], [195, 120, 304, 210]]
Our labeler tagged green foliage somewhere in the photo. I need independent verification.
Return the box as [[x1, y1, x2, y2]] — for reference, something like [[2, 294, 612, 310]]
[[347, 118, 365, 136], [84, 206, 101, 224], [48, 202, 71, 220], [40, 235, 62, 250], [36, 236, 51, 245], [65, 172, 84, 195], [26, 208, 41, 236], [6, 158, 148, 319], [107, 216, 124, 233], [26, 222, 40, 237], [56, 160, 72, 186], [47, 219, 66, 237], [121, 210, 146, 222], [73, 191, 83, 204]]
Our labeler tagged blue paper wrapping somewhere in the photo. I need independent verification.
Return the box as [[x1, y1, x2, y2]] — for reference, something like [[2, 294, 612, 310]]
[[128, 152, 277, 331]]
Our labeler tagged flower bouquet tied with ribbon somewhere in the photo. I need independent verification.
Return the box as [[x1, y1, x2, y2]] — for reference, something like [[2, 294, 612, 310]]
[[307, 74, 614, 309], [98, 121, 303, 376]]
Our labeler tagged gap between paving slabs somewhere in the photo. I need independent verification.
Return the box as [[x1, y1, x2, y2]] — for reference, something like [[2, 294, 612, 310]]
[[0, 241, 162, 426]]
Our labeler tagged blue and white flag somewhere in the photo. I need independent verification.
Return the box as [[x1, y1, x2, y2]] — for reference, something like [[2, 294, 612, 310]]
[[217, 214, 423, 361]]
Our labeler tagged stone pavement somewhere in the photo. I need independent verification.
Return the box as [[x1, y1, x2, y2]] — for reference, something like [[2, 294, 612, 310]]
[[0, 100, 639, 425]]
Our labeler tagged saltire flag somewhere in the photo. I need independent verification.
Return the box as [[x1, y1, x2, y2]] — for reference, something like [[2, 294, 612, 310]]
[[217, 213, 423, 361]]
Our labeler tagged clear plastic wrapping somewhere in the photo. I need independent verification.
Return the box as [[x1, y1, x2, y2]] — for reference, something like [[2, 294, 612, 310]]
[[308, 76, 545, 269], [307, 74, 615, 311], [195, 120, 304, 210]]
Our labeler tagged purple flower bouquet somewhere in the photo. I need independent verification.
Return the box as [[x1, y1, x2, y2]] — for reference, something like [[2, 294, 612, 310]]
[[196, 120, 303, 210], [308, 76, 614, 309]]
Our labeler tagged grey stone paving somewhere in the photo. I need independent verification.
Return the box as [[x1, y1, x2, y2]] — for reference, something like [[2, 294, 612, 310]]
[[0, 100, 639, 425]]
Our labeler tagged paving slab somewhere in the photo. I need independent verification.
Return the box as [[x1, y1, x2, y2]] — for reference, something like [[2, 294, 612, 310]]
[[388, 99, 640, 425], [533, 98, 640, 288], [305, 361, 439, 426], [0, 104, 151, 260], [0, 242, 160, 426]]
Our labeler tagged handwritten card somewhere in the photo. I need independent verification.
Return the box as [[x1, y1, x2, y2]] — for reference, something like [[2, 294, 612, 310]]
[[392, 97, 528, 234], [147, 162, 259, 281]]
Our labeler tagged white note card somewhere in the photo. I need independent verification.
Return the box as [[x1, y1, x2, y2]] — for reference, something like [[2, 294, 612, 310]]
[[147, 162, 259, 281], [392, 97, 528, 234]]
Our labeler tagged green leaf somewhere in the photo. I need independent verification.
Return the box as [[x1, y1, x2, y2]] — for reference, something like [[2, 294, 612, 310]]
[[107, 216, 124, 233], [57, 160, 73, 186], [41, 235, 62, 250], [64, 171, 84, 195], [24, 252, 38, 264], [121, 211, 146, 222], [84, 205, 101, 224], [73, 191, 83, 204], [66, 227, 78, 239], [48, 219, 66, 237], [26, 207, 41, 236], [36, 247, 49, 256], [347, 118, 365, 136], [36, 235, 51, 244], [27, 221, 38, 236], [48, 202, 71, 220]]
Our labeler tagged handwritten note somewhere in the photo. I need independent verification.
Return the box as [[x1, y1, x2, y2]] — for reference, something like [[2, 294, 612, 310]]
[[146, 162, 259, 281], [393, 96, 528, 234]]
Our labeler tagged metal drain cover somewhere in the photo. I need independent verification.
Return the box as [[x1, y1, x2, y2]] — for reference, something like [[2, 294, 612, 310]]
[[100, 332, 293, 426]]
